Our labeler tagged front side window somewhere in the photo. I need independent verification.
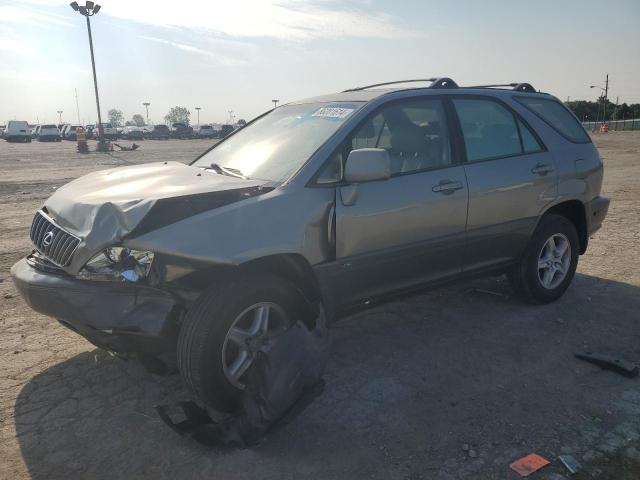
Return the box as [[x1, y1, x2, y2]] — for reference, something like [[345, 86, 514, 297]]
[[318, 98, 451, 183], [454, 98, 543, 162], [515, 96, 591, 143], [193, 102, 362, 182]]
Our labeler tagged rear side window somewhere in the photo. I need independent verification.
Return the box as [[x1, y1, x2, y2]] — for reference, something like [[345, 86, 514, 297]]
[[514, 96, 590, 143], [453, 98, 543, 162]]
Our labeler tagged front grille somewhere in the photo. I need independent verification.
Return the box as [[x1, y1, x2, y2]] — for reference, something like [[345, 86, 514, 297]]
[[30, 211, 81, 267]]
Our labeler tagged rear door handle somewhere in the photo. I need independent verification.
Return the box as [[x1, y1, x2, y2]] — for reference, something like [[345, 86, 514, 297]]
[[531, 163, 554, 175], [432, 180, 464, 194]]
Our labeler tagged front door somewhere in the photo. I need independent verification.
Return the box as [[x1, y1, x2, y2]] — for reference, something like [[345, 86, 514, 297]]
[[327, 97, 469, 307]]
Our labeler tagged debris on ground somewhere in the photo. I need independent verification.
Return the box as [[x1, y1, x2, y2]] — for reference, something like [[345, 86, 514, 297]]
[[574, 351, 639, 378], [509, 453, 550, 477], [156, 311, 331, 447], [113, 143, 140, 151], [558, 453, 581, 475]]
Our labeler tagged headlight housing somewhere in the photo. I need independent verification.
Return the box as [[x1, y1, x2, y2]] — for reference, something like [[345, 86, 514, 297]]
[[77, 247, 154, 282]]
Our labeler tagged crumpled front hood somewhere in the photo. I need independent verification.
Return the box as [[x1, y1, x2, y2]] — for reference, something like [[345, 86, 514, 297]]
[[43, 161, 268, 273]]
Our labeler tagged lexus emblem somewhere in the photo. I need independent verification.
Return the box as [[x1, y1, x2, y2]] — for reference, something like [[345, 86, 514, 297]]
[[42, 231, 55, 247]]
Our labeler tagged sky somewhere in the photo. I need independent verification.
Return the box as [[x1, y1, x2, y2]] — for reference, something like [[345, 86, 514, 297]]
[[1, 0, 639, 125]]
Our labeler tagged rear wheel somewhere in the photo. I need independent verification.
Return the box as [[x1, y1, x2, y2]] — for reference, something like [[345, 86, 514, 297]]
[[508, 214, 579, 304], [177, 274, 302, 411]]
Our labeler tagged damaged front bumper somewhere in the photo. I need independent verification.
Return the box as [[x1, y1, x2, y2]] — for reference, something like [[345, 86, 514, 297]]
[[11, 257, 182, 355]]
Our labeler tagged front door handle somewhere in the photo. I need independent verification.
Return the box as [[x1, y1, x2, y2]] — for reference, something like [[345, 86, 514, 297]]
[[531, 163, 554, 176], [432, 180, 464, 194]]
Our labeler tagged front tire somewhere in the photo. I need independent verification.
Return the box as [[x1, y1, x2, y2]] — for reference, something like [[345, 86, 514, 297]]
[[509, 214, 579, 304], [177, 274, 302, 412]]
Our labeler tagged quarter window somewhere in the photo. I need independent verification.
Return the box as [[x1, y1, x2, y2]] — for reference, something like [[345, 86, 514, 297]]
[[454, 99, 543, 162], [515, 96, 590, 143]]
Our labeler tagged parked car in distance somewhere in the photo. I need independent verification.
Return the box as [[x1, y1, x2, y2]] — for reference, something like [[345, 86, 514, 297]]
[[11, 78, 609, 413], [84, 125, 95, 139], [38, 124, 61, 142], [63, 125, 83, 141], [219, 124, 234, 138], [170, 122, 194, 139], [121, 126, 145, 140], [195, 124, 216, 139], [59, 125, 71, 139], [149, 124, 170, 139], [4, 121, 32, 142], [98, 123, 118, 140]]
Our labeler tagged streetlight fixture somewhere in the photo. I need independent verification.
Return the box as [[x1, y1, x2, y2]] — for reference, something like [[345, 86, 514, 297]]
[[57, 110, 63, 124], [272, 99, 279, 109], [143, 102, 150, 125], [195, 107, 201, 127], [70, 1, 106, 151]]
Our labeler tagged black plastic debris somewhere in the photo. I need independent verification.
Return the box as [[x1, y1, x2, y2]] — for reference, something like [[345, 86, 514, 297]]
[[574, 351, 639, 378], [156, 312, 331, 447]]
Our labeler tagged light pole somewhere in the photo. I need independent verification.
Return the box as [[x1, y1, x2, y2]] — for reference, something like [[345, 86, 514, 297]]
[[195, 107, 201, 127], [143, 102, 150, 125], [272, 99, 279, 109], [70, 1, 106, 150], [57, 110, 63, 124], [228, 110, 234, 125]]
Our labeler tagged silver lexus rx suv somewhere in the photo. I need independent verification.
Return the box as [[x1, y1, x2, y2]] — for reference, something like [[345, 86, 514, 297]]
[[12, 78, 609, 411]]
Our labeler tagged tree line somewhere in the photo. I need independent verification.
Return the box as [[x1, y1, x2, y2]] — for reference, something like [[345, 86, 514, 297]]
[[566, 99, 640, 123], [106, 106, 246, 127]]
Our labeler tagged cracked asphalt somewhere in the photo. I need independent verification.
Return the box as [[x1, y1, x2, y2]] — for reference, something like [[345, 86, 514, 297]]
[[1, 134, 639, 479]]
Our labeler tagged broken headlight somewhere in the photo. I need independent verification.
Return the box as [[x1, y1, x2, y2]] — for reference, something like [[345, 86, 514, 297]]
[[77, 247, 154, 282]]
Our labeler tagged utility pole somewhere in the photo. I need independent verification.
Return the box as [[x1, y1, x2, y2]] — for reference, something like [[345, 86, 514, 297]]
[[143, 102, 150, 125], [57, 110, 63, 124], [195, 107, 201, 127], [75, 88, 81, 124], [272, 99, 279, 109], [228, 110, 234, 124], [603, 73, 609, 122]]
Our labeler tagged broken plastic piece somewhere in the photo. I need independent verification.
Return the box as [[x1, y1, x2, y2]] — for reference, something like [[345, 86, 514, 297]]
[[156, 311, 331, 447], [558, 454, 581, 475], [574, 351, 639, 378], [509, 453, 550, 477]]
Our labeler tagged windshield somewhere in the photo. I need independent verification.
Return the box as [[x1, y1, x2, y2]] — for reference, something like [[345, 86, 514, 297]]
[[193, 102, 363, 182]]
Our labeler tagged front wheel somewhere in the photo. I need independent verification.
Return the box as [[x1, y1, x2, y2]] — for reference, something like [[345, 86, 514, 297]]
[[177, 274, 302, 411], [508, 214, 579, 304]]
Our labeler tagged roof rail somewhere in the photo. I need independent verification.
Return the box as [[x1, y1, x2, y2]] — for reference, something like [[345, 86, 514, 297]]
[[469, 82, 537, 93], [343, 77, 459, 92]]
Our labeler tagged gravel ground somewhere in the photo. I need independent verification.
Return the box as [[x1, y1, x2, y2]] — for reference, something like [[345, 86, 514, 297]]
[[0, 134, 639, 480]]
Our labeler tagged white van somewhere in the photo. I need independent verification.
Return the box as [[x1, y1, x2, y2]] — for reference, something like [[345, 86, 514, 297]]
[[5, 121, 31, 142]]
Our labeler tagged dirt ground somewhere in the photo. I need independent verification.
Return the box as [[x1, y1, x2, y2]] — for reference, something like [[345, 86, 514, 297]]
[[0, 134, 639, 480]]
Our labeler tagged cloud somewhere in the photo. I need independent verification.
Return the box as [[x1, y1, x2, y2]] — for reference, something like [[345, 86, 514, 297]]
[[139, 36, 248, 65], [17, 0, 418, 41], [0, 4, 73, 27]]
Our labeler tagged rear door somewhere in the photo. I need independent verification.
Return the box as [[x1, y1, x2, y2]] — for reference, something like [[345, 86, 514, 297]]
[[451, 96, 557, 271], [324, 96, 469, 306]]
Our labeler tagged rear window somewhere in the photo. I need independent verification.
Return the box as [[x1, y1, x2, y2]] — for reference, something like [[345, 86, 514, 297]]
[[514, 96, 590, 143]]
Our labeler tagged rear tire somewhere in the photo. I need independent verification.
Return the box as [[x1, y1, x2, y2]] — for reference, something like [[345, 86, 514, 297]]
[[509, 214, 579, 304], [177, 274, 303, 412]]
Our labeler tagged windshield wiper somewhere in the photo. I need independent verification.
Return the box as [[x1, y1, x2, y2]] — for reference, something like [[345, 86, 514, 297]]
[[207, 163, 246, 179]]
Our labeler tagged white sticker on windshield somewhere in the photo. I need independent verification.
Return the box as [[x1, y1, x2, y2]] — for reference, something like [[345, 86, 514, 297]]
[[311, 107, 355, 119]]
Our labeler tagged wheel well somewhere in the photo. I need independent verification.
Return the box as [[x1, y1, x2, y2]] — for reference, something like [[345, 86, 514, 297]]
[[176, 254, 324, 307], [544, 201, 588, 254]]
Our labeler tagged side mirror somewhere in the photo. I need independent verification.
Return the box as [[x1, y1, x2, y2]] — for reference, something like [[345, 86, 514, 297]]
[[344, 148, 391, 183]]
